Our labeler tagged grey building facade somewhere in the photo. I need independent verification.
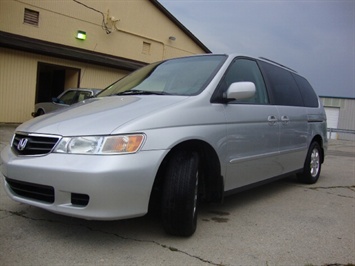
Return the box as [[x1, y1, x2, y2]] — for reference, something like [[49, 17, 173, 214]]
[[320, 96, 355, 141]]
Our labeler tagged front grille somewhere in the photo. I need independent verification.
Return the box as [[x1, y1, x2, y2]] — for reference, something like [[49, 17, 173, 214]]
[[6, 178, 55, 203], [12, 133, 60, 155]]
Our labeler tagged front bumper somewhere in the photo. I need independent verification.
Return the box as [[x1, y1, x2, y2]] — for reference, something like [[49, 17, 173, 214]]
[[1, 146, 167, 220]]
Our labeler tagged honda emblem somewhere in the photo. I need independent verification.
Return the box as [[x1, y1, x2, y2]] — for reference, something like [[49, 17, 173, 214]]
[[17, 138, 28, 151]]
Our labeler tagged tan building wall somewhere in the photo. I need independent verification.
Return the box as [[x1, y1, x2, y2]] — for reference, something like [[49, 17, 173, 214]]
[[0, 0, 209, 123], [0, 47, 127, 122], [0, 0, 205, 63]]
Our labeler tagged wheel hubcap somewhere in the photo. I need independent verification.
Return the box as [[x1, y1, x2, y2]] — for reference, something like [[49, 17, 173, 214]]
[[310, 148, 320, 178]]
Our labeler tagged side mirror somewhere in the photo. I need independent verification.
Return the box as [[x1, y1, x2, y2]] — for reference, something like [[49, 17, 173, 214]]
[[52, 97, 60, 103], [52, 98, 65, 105], [225, 82, 256, 101]]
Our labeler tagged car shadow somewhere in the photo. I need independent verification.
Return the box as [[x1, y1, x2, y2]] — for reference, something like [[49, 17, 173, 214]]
[[198, 174, 299, 221], [8, 174, 300, 241]]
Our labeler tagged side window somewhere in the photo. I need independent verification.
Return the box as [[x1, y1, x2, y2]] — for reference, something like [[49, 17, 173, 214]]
[[292, 74, 319, 107], [77, 91, 92, 102], [58, 91, 76, 105], [220, 59, 269, 104], [259, 61, 304, 106]]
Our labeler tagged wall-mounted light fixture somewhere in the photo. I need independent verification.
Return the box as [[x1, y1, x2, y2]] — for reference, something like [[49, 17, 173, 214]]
[[169, 36, 176, 41], [76, 30, 87, 40]]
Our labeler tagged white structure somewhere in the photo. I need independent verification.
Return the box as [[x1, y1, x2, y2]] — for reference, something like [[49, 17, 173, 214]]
[[320, 96, 355, 141]]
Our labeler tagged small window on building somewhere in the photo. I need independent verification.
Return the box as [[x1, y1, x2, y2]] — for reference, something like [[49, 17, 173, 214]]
[[24, 8, 39, 26], [142, 42, 151, 55]]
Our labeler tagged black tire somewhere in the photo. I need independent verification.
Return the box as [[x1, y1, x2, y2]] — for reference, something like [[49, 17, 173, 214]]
[[161, 150, 199, 237], [297, 142, 322, 184]]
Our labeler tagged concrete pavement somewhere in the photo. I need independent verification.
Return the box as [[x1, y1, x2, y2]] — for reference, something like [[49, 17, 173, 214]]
[[0, 124, 354, 265]]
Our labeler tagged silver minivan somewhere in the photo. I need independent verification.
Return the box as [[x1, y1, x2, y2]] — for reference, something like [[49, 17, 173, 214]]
[[1, 54, 327, 236]]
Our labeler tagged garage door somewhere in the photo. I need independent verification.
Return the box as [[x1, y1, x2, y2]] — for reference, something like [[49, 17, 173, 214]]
[[325, 107, 339, 139]]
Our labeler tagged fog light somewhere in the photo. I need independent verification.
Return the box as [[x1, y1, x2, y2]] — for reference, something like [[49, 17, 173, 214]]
[[71, 193, 89, 206]]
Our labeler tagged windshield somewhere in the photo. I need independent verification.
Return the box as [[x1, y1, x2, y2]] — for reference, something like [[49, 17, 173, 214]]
[[97, 55, 227, 97]]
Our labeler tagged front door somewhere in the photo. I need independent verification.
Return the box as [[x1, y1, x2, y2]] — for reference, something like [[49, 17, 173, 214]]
[[219, 58, 281, 191]]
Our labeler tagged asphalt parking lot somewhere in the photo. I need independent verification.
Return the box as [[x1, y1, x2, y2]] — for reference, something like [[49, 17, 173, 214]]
[[0, 123, 354, 266]]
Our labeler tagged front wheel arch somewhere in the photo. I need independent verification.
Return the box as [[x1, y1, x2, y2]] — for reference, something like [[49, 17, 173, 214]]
[[161, 149, 200, 236], [150, 140, 223, 207], [148, 140, 224, 234]]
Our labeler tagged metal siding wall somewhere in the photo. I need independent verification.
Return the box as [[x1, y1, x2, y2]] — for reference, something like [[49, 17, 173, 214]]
[[338, 99, 355, 141], [0, 47, 129, 123], [1, 0, 209, 123], [0, 49, 37, 123], [1, 0, 206, 64], [324, 107, 339, 139], [78, 66, 128, 89]]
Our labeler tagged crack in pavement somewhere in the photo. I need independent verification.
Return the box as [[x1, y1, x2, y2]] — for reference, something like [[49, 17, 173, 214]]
[[303, 185, 355, 198], [307, 185, 355, 191], [0, 209, 224, 266]]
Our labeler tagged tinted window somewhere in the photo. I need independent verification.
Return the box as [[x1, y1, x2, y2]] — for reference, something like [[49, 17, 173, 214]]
[[292, 74, 319, 107], [259, 61, 304, 106], [217, 58, 269, 104]]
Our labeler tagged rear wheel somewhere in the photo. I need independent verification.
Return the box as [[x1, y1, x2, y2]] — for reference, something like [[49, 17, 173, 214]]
[[297, 142, 322, 184], [161, 150, 199, 236]]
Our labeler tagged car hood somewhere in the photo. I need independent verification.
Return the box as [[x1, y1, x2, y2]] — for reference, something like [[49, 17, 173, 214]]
[[17, 96, 189, 136]]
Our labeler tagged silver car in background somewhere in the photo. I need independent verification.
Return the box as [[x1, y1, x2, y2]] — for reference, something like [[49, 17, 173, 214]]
[[32, 88, 101, 117], [1, 54, 327, 236]]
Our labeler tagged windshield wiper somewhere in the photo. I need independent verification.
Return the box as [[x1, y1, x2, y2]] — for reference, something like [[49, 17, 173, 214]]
[[114, 90, 171, 96]]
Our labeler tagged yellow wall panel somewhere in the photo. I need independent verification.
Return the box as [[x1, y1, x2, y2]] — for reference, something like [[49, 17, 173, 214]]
[[0, 0, 206, 62], [0, 0, 208, 122], [0, 48, 128, 123], [0, 49, 37, 123]]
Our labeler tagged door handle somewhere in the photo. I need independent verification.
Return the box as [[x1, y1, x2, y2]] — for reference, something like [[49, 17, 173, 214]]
[[281, 115, 289, 125], [268, 115, 278, 126]]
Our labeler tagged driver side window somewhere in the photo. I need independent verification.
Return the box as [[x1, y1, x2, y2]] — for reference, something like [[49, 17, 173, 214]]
[[221, 58, 269, 104]]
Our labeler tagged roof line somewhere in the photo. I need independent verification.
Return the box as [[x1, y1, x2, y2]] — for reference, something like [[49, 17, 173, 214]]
[[320, 95, 355, 100], [149, 0, 211, 53], [0, 31, 146, 71]]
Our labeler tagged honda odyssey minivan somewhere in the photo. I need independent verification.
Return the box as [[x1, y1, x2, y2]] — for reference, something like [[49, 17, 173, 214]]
[[1, 54, 327, 236]]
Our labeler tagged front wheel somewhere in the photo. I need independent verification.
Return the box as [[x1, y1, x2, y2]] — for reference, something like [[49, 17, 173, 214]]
[[297, 142, 322, 184], [161, 150, 199, 237], [36, 109, 45, 116]]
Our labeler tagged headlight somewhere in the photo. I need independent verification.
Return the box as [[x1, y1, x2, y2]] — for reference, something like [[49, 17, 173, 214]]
[[53, 134, 145, 155]]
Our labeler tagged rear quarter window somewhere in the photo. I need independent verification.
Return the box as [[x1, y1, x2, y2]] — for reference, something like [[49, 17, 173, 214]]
[[292, 74, 319, 107], [258, 61, 304, 107]]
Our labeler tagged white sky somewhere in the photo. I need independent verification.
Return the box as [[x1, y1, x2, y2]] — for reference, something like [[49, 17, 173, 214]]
[[159, 0, 355, 98]]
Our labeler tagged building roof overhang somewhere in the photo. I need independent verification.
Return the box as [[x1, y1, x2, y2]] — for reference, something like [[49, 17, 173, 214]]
[[150, 0, 211, 53], [0, 1, 210, 69], [0, 31, 146, 71]]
